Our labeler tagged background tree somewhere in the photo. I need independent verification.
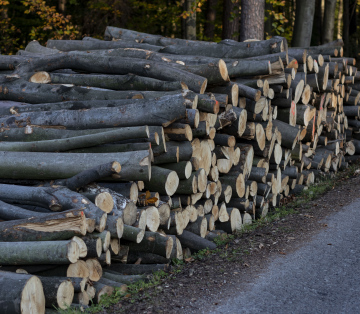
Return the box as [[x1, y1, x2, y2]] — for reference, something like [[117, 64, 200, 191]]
[[240, 0, 265, 41], [222, 0, 240, 40], [183, 0, 197, 40], [291, 0, 316, 47], [203, 0, 218, 40], [323, 0, 337, 43]]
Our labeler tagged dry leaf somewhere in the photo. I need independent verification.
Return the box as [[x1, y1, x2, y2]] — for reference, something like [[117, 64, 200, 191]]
[[259, 243, 264, 249]]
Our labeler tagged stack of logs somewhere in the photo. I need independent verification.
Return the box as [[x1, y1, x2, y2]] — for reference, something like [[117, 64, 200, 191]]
[[0, 26, 359, 312]]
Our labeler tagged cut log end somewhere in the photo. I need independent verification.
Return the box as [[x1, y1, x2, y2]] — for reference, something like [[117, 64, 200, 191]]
[[219, 59, 229, 82], [57, 280, 74, 310], [200, 79, 208, 94], [165, 171, 180, 196], [20, 276, 46, 314], [95, 192, 114, 214], [67, 240, 80, 264], [29, 71, 51, 84]]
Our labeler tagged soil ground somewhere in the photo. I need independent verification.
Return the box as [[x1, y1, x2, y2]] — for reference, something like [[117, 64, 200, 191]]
[[99, 163, 360, 314]]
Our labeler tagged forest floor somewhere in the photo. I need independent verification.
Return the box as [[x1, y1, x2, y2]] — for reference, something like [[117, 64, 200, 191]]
[[88, 161, 360, 314]]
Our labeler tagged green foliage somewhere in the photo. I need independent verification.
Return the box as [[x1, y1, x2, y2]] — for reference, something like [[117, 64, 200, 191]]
[[265, 0, 291, 39]]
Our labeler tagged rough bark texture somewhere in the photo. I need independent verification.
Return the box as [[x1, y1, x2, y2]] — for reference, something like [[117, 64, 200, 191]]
[[292, 0, 316, 47], [322, 0, 337, 44], [222, 0, 240, 40], [240, 0, 265, 41]]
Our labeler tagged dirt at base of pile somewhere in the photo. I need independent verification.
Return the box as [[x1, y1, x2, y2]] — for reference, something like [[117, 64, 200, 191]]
[[100, 168, 360, 314]]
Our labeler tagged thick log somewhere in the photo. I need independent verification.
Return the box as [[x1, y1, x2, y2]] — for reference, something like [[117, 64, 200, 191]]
[[31, 72, 186, 91], [227, 60, 271, 78], [160, 37, 284, 58], [38, 277, 74, 310], [175, 230, 216, 251], [0, 94, 186, 129], [15, 53, 207, 93], [122, 231, 173, 259], [0, 209, 86, 242], [0, 240, 79, 265], [0, 150, 150, 182], [144, 166, 179, 196], [0, 271, 45, 314], [215, 207, 242, 233], [98, 182, 138, 203], [46, 39, 163, 51], [0, 128, 149, 153]]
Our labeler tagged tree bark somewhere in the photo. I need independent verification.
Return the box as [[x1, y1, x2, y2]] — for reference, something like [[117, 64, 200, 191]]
[[204, 0, 218, 40], [160, 37, 284, 58], [0, 271, 45, 314], [0, 95, 186, 129], [0, 128, 148, 153], [322, 0, 337, 44], [0, 240, 79, 265], [184, 0, 197, 40], [222, 0, 240, 40], [0, 209, 86, 242], [0, 150, 151, 182], [31, 72, 186, 92], [292, 0, 316, 47], [14, 54, 207, 94], [46, 39, 162, 52], [240, 0, 265, 41]]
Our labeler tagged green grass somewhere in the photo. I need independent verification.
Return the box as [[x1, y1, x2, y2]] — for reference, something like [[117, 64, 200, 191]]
[[59, 163, 359, 313]]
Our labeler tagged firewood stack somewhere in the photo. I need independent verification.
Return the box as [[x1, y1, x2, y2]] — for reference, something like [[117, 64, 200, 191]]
[[0, 26, 359, 311]]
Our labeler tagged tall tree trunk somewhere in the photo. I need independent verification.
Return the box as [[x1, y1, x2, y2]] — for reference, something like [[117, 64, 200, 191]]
[[343, 0, 349, 55], [184, 0, 197, 40], [322, 0, 337, 43], [349, 0, 357, 57], [240, 0, 265, 41], [291, 0, 316, 47], [337, 0, 343, 39], [204, 0, 218, 40], [311, 0, 323, 46], [222, 0, 240, 40]]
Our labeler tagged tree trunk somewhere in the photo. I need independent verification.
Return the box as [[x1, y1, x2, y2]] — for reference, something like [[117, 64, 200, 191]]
[[222, 0, 240, 40], [204, 0, 218, 40], [239, 0, 265, 41], [322, 0, 337, 44], [184, 0, 197, 40], [292, 0, 316, 47], [0, 271, 45, 314]]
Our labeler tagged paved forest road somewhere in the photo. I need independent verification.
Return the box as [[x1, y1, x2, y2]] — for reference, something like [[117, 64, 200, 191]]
[[211, 198, 360, 314]]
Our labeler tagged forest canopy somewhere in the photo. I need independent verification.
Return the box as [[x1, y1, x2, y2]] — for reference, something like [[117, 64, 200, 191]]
[[0, 0, 359, 57]]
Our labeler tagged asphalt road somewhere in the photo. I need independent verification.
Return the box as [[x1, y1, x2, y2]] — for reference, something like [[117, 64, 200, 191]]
[[211, 198, 360, 314]]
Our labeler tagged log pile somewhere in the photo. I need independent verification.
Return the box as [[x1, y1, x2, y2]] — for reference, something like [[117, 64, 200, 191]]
[[0, 26, 359, 311]]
